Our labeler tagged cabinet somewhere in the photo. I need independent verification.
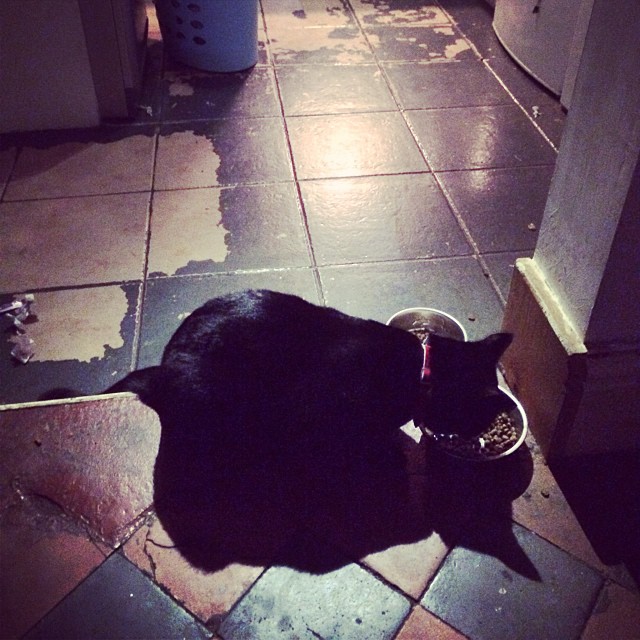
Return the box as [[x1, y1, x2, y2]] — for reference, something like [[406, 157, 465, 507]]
[[0, 0, 147, 133]]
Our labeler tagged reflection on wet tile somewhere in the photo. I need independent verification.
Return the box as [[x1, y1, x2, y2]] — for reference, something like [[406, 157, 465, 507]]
[[351, 0, 449, 26], [301, 173, 470, 264], [220, 562, 410, 639], [217, 182, 311, 269], [148, 183, 310, 276], [0, 396, 160, 546], [4, 133, 155, 200], [319, 257, 504, 339], [0, 500, 106, 639], [155, 119, 292, 189], [124, 515, 263, 624], [22, 553, 209, 640], [138, 270, 319, 368], [0, 284, 140, 404], [422, 523, 603, 640], [407, 105, 557, 171], [0, 192, 148, 291], [396, 605, 468, 640], [276, 64, 396, 115], [288, 112, 426, 179], [385, 60, 512, 109], [439, 165, 554, 251], [161, 67, 280, 121], [487, 56, 567, 148], [367, 25, 474, 62]]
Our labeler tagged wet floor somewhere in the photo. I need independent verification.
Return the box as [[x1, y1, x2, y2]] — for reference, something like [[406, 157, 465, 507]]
[[1, 1, 639, 639]]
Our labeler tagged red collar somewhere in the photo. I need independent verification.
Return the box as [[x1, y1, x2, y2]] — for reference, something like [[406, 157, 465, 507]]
[[421, 342, 431, 382]]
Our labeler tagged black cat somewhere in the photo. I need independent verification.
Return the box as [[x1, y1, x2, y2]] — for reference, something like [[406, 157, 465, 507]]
[[108, 290, 511, 463]]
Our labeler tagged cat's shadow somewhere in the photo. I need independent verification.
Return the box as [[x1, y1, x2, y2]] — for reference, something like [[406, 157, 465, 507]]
[[152, 418, 539, 581]]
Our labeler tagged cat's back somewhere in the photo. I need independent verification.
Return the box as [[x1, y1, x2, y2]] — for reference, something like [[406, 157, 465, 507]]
[[165, 290, 324, 353], [151, 289, 421, 430], [161, 289, 414, 375]]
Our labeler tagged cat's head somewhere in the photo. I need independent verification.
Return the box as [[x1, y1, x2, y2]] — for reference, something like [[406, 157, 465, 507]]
[[415, 332, 513, 438]]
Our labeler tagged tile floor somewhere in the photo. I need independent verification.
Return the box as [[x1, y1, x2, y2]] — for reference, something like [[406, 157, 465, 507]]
[[1, 1, 639, 638]]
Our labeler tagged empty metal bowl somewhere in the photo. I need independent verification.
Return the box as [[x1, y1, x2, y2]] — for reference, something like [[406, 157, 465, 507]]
[[387, 307, 467, 341]]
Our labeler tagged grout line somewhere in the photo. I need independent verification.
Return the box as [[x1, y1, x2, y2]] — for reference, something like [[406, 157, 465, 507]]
[[264, 6, 326, 305], [431, 171, 508, 306], [0, 146, 20, 203], [348, 1, 439, 173], [482, 59, 561, 153], [0, 280, 145, 298], [348, 0, 505, 307], [129, 125, 161, 371], [0, 188, 155, 205], [436, 0, 486, 62]]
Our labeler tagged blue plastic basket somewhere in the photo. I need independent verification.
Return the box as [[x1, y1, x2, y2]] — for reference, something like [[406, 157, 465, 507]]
[[155, 0, 258, 72]]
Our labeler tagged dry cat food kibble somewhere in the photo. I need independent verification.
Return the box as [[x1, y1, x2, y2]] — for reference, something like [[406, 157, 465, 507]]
[[432, 411, 520, 460]]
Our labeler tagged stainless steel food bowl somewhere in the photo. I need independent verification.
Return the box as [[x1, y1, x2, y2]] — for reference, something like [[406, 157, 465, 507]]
[[419, 386, 528, 462], [386, 307, 467, 341]]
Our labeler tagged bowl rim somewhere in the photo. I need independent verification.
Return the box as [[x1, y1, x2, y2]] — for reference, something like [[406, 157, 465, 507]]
[[386, 307, 468, 341], [418, 386, 528, 462]]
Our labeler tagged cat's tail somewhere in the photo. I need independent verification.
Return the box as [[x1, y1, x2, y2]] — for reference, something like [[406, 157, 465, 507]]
[[39, 366, 161, 406], [105, 366, 161, 407]]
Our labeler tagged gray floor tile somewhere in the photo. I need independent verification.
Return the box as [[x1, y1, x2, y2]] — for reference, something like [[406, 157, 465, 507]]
[[406, 105, 557, 171], [137, 270, 320, 368], [23, 553, 210, 640], [301, 173, 471, 264], [3, 127, 155, 201], [366, 25, 476, 62], [319, 257, 504, 340], [486, 56, 567, 148], [438, 165, 554, 252], [438, 0, 507, 61], [220, 562, 410, 640], [0, 192, 149, 292], [384, 60, 512, 109], [156, 119, 293, 189], [422, 522, 603, 640], [276, 64, 397, 116], [351, 0, 450, 27], [268, 26, 374, 65], [483, 251, 532, 302], [161, 66, 281, 121], [0, 147, 16, 193], [287, 112, 427, 180], [147, 182, 311, 277]]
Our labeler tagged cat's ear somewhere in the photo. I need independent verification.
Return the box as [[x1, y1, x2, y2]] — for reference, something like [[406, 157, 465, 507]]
[[482, 332, 513, 359]]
